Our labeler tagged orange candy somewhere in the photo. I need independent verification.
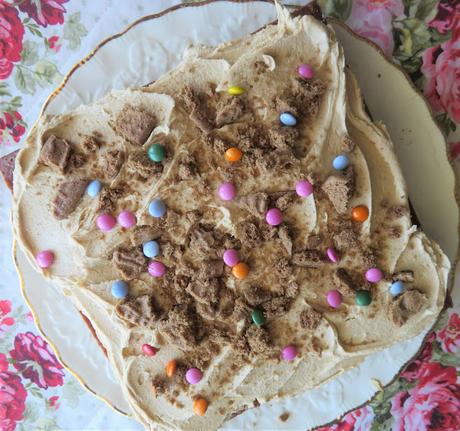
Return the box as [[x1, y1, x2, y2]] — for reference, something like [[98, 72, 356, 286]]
[[193, 398, 208, 416], [225, 147, 242, 162], [232, 262, 249, 279], [351, 205, 369, 222], [166, 360, 177, 378]]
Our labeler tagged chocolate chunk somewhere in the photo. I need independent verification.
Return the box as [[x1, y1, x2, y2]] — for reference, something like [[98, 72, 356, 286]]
[[105, 150, 124, 179], [161, 242, 183, 262], [69, 152, 88, 170], [151, 378, 166, 397], [52, 179, 88, 219], [278, 225, 293, 256], [178, 154, 198, 180], [275, 257, 293, 279], [232, 297, 250, 322], [321, 167, 355, 214], [268, 125, 299, 150], [292, 250, 326, 268], [113, 246, 147, 279], [187, 278, 220, 305], [245, 326, 272, 354], [389, 290, 426, 326], [0, 150, 18, 191], [114, 106, 156, 146], [189, 225, 216, 257], [40, 135, 72, 173], [82, 135, 101, 152], [333, 228, 358, 250], [300, 308, 322, 330], [97, 185, 125, 213], [239, 192, 268, 218], [198, 260, 224, 279], [182, 87, 214, 133], [341, 134, 355, 152], [239, 222, 263, 247], [392, 270, 414, 283], [262, 297, 292, 319], [306, 234, 322, 249], [333, 268, 355, 295], [215, 95, 245, 127], [285, 281, 299, 299], [243, 285, 272, 306], [127, 151, 163, 180], [275, 191, 297, 212], [130, 225, 161, 246], [115, 294, 161, 327], [237, 123, 271, 150], [291, 78, 327, 117]]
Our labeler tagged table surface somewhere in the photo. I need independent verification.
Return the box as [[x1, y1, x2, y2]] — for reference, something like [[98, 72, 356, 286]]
[[0, 1, 459, 430]]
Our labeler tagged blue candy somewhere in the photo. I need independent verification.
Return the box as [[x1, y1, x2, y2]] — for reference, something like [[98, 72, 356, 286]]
[[279, 112, 297, 127], [111, 280, 128, 299], [332, 154, 350, 170], [390, 281, 405, 297], [148, 199, 166, 218], [86, 180, 102, 197], [143, 240, 159, 258]]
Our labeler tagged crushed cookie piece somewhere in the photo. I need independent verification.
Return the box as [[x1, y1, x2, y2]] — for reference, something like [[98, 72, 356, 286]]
[[254, 60, 268, 73], [387, 205, 407, 219], [275, 191, 297, 212], [151, 377, 166, 397], [237, 123, 271, 150], [130, 225, 160, 246], [262, 297, 292, 319], [239, 222, 263, 247], [300, 308, 322, 330], [388, 226, 402, 238], [178, 154, 198, 180], [114, 106, 156, 146], [232, 297, 250, 322], [105, 150, 125, 179], [52, 179, 88, 220], [333, 268, 355, 295], [113, 246, 147, 279], [392, 270, 414, 283], [182, 86, 214, 133], [239, 192, 268, 218], [40, 135, 72, 173], [333, 228, 358, 250], [127, 151, 163, 180], [116, 294, 161, 327], [321, 166, 355, 214], [97, 185, 125, 213], [69, 152, 88, 170], [187, 277, 220, 306], [82, 135, 101, 152], [186, 210, 201, 225], [215, 95, 245, 127], [268, 125, 299, 150], [243, 285, 272, 306], [278, 225, 293, 256], [275, 257, 293, 279], [291, 78, 327, 117], [245, 325, 272, 354], [292, 250, 326, 268], [341, 134, 355, 152], [306, 233, 322, 249], [189, 224, 216, 257], [389, 290, 426, 326], [199, 259, 224, 279], [285, 281, 299, 298], [279, 412, 290, 422]]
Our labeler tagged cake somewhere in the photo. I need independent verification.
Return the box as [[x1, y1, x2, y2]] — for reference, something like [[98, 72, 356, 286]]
[[12, 3, 450, 430]]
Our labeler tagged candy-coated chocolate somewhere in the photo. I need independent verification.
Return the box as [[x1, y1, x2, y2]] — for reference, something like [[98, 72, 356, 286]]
[[111, 280, 128, 299], [326, 247, 340, 263], [232, 262, 249, 279], [117, 210, 137, 228], [223, 249, 240, 267], [147, 143, 165, 162], [225, 147, 242, 162], [251, 308, 265, 326], [193, 398, 208, 416], [279, 112, 297, 126], [298, 63, 315, 79], [355, 290, 372, 306], [351, 205, 369, 222], [148, 261, 165, 277], [327, 289, 342, 308], [143, 240, 159, 258], [265, 208, 282, 226], [36, 250, 54, 268], [281, 345, 298, 361], [86, 180, 102, 197], [227, 85, 245, 95], [148, 199, 166, 218], [142, 344, 157, 356], [295, 180, 313, 198], [332, 154, 349, 170], [185, 368, 203, 385], [166, 360, 177, 378], [365, 267, 383, 283], [218, 182, 236, 201], [390, 281, 405, 296], [96, 213, 116, 232]]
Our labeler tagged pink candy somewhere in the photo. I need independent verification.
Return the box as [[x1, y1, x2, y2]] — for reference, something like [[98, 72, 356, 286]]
[[265, 208, 282, 226], [185, 368, 203, 385], [96, 214, 116, 232], [326, 247, 340, 263], [327, 289, 342, 308], [117, 210, 137, 229], [295, 180, 313, 198], [35, 250, 54, 268], [365, 267, 383, 283], [281, 345, 298, 361], [148, 261, 166, 277], [298, 63, 314, 79], [142, 344, 157, 357], [223, 249, 240, 267], [218, 182, 236, 201]]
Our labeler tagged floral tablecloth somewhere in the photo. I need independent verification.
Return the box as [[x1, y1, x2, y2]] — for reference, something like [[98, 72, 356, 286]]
[[0, 1, 459, 430]]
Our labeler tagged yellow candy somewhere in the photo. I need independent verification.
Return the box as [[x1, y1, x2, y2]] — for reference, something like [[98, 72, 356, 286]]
[[227, 85, 245, 96]]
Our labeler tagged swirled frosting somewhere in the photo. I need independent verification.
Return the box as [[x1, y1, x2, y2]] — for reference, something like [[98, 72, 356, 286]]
[[13, 5, 449, 430]]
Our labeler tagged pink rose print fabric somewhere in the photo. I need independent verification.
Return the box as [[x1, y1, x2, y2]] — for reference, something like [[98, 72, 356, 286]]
[[0, 2, 25, 80], [18, 0, 68, 27]]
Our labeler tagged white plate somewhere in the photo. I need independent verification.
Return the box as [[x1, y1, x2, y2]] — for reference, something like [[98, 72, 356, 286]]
[[16, 1, 458, 429]]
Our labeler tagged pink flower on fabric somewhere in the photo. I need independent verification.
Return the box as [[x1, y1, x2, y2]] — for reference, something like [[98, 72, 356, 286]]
[[428, 0, 460, 35], [391, 363, 460, 431], [0, 370, 27, 431], [48, 395, 60, 410], [10, 332, 64, 389], [401, 332, 435, 382], [0, 2, 25, 79], [47, 35, 62, 53], [19, 0, 67, 27], [0, 353, 8, 372], [316, 406, 374, 431], [346, 0, 403, 57], [0, 300, 14, 336], [0, 111, 26, 145], [437, 313, 460, 353]]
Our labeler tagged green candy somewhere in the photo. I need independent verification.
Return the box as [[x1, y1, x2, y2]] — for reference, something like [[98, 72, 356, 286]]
[[251, 309, 265, 326], [355, 290, 372, 306], [148, 143, 165, 162]]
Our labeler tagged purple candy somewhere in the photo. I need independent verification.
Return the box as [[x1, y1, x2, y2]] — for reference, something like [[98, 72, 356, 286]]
[[218, 182, 236, 201], [281, 345, 298, 361], [327, 289, 342, 308], [148, 261, 166, 277], [185, 368, 203, 385], [298, 63, 314, 79], [96, 214, 116, 232], [365, 267, 383, 283], [36, 250, 54, 268], [265, 208, 282, 226], [223, 249, 240, 267], [326, 247, 340, 263], [117, 210, 137, 229], [295, 180, 313, 198]]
